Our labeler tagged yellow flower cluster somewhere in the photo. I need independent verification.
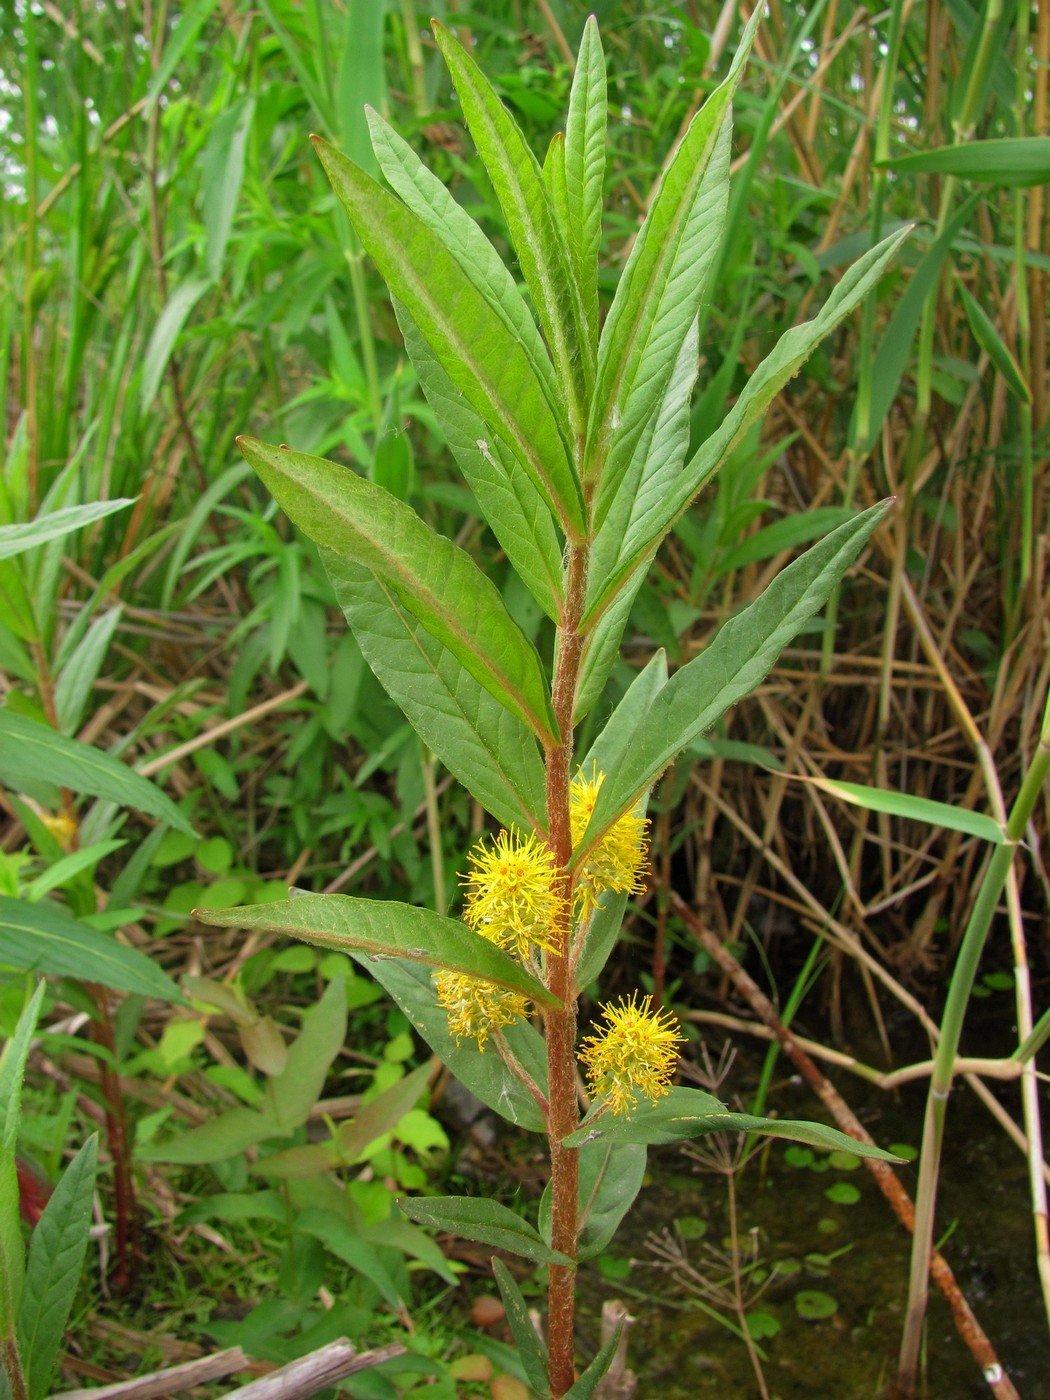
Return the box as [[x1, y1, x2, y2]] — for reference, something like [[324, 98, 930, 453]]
[[578, 993, 684, 1116], [461, 827, 564, 959], [570, 768, 649, 912], [435, 828, 562, 1050], [433, 970, 530, 1050]]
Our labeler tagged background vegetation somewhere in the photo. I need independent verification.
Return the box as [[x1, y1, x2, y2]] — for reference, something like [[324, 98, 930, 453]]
[[1, 0, 1047, 1395]]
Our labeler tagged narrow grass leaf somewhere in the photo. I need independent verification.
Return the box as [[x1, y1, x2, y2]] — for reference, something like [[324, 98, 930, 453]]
[[852, 196, 979, 453], [810, 779, 1006, 844], [576, 505, 890, 857], [324, 554, 547, 833], [879, 136, 1050, 186], [588, 229, 909, 620], [54, 606, 122, 734], [399, 1196, 573, 1266], [351, 956, 548, 1132], [492, 1258, 550, 1395], [195, 895, 560, 1008], [241, 438, 558, 745], [312, 137, 584, 536], [0, 502, 135, 562], [139, 278, 210, 414], [18, 1136, 97, 1400], [201, 96, 255, 281], [24, 839, 126, 902], [432, 22, 593, 434], [0, 711, 195, 835], [0, 897, 183, 1002], [143, 0, 218, 111], [957, 284, 1031, 404]]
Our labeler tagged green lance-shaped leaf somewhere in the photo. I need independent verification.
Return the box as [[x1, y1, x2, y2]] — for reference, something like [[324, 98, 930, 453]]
[[0, 711, 195, 836], [324, 553, 547, 834], [562, 1325, 625, 1400], [586, 6, 760, 506], [492, 1258, 550, 1396], [810, 778, 1006, 845], [563, 15, 607, 344], [585, 226, 910, 625], [312, 137, 585, 538], [240, 437, 558, 747], [575, 504, 891, 861], [194, 894, 561, 1009], [957, 283, 1031, 405], [18, 1135, 98, 1400], [583, 318, 699, 647], [268, 975, 347, 1131], [0, 897, 184, 1002], [565, 1088, 904, 1159], [878, 135, 1050, 186], [366, 109, 567, 451], [392, 304, 564, 622], [296, 1209, 405, 1310], [399, 1195, 573, 1266], [350, 955, 549, 1133], [0, 501, 135, 562], [432, 21, 594, 437], [0, 983, 45, 1367]]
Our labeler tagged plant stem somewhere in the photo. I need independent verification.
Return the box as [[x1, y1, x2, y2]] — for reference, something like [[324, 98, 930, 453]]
[[0, 1336, 29, 1400], [544, 543, 588, 1397], [897, 688, 1050, 1392]]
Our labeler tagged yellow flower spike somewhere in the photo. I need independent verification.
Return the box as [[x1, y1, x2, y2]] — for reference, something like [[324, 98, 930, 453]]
[[433, 970, 530, 1050], [461, 828, 564, 959], [578, 992, 684, 1117], [570, 768, 649, 912]]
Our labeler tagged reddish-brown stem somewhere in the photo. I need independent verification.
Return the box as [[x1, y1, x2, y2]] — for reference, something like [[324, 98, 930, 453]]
[[543, 543, 588, 1398], [87, 984, 137, 1291]]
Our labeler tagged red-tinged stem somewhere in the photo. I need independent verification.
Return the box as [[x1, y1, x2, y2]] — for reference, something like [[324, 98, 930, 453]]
[[544, 544, 588, 1398], [87, 984, 137, 1290]]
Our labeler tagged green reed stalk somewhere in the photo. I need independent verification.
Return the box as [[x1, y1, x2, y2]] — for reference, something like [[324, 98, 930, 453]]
[[898, 687, 1050, 1392]]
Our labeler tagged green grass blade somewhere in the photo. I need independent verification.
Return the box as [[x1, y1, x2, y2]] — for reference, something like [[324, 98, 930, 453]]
[[879, 136, 1050, 185], [957, 283, 1031, 403], [313, 136, 584, 537], [18, 1136, 97, 1400], [811, 779, 1006, 845], [432, 21, 594, 437], [200, 96, 255, 282], [241, 437, 558, 746], [324, 551, 548, 834], [194, 894, 561, 1008], [0, 501, 135, 562]]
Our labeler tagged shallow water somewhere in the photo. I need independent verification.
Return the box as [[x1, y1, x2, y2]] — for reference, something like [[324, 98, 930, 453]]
[[579, 1060, 1048, 1398]]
